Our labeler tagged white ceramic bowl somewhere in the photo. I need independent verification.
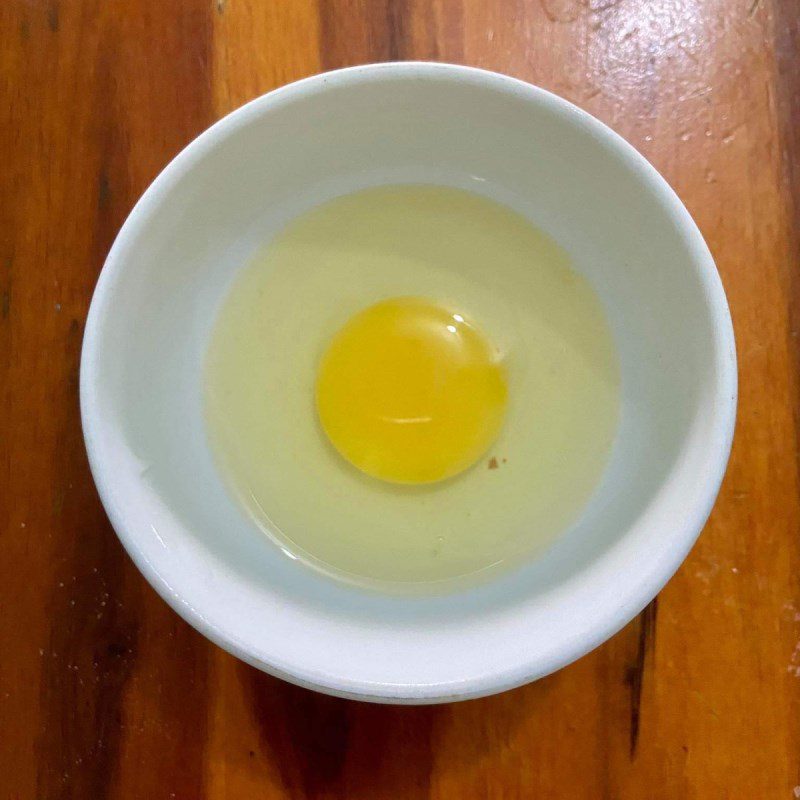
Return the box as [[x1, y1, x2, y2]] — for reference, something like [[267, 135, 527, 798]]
[[81, 63, 736, 703]]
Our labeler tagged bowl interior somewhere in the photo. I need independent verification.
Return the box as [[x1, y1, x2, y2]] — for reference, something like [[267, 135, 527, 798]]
[[82, 64, 735, 702]]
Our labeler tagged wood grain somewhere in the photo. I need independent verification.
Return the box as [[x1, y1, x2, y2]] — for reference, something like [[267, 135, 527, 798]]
[[1, 0, 798, 797]]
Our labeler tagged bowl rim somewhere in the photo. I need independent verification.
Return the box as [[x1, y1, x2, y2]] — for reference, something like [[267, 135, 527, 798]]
[[80, 61, 737, 703]]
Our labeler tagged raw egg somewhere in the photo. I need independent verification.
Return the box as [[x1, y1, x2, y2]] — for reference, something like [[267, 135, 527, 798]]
[[204, 185, 620, 588]]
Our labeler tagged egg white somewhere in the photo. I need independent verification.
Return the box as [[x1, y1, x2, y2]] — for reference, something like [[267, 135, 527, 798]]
[[205, 185, 619, 589]]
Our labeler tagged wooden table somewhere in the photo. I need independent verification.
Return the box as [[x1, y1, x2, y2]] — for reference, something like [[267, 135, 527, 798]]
[[2, 0, 798, 796]]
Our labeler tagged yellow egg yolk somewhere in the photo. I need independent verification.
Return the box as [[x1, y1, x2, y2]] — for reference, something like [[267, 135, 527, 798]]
[[315, 297, 508, 484]]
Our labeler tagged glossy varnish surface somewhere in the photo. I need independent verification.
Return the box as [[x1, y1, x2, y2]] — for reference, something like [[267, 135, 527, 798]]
[[1, 0, 798, 796]]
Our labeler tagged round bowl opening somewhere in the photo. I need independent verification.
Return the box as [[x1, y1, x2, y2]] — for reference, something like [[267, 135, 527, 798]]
[[81, 63, 736, 703]]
